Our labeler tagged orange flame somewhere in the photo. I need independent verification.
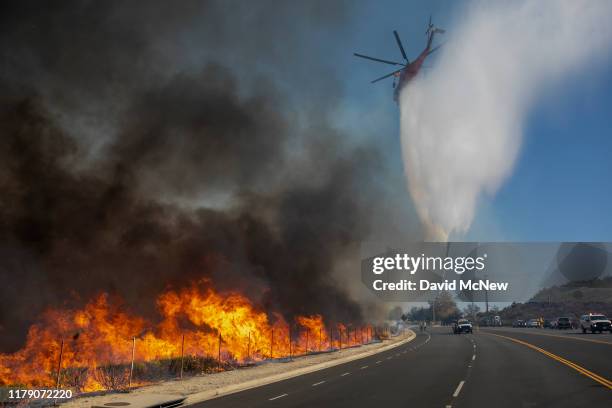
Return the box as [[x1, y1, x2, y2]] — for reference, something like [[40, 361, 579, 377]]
[[0, 283, 372, 392]]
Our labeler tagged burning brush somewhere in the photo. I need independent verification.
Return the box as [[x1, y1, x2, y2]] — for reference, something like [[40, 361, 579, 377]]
[[0, 282, 374, 393]]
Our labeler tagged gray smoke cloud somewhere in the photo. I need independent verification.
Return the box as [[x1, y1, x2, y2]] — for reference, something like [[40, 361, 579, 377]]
[[400, 0, 612, 240], [0, 0, 418, 351]]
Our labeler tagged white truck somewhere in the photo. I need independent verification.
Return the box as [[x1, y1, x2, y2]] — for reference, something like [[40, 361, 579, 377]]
[[579, 313, 611, 334], [453, 319, 473, 334]]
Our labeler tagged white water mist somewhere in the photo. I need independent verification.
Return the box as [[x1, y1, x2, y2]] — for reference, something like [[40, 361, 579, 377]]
[[400, 0, 612, 240]]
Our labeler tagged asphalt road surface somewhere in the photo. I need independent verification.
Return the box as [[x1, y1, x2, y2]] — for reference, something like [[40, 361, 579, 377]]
[[192, 326, 612, 408]]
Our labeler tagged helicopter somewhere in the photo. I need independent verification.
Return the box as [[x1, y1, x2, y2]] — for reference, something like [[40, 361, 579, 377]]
[[354, 16, 445, 102]]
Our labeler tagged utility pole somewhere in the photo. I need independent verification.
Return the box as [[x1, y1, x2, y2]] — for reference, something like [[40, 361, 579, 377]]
[[432, 300, 436, 325], [433, 241, 450, 326], [485, 272, 489, 314]]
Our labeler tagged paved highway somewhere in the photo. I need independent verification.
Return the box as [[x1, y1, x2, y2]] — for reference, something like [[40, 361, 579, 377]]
[[192, 327, 612, 408]]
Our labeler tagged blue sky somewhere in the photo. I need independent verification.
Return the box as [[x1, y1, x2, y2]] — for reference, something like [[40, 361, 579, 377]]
[[334, 0, 612, 242], [480, 69, 612, 241]]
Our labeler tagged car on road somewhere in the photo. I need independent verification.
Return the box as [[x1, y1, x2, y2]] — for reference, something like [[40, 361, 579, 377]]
[[512, 319, 525, 328], [527, 319, 540, 328], [453, 319, 473, 334], [580, 314, 611, 334], [554, 317, 572, 330]]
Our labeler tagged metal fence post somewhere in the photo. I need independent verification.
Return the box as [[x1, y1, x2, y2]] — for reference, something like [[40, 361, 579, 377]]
[[128, 337, 135, 390], [55, 339, 64, 390], [179, 334, 185, 379], [247, 331, 251, 360], [218, 333, 222, 371]]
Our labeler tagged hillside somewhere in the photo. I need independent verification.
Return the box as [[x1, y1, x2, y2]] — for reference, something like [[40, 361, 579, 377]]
[[491, 278, 612, 323], [530, 277, 612, 303], [495, 301, 612, 324]]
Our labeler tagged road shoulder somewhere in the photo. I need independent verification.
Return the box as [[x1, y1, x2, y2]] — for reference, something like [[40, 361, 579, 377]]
[[62, 331, 416, 408]]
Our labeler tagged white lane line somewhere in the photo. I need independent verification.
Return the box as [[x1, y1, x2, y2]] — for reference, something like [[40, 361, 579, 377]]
[[472, 355, 476, 361], [360, 365, 368, 369], [395, 353, 400, 356], [375, 360, 382, 364], [446, 405, 452, 408], [341, 372, 350, 377], [312, 381, 325, 387], [453, 381, 465, 398], [386, 356, 392, 360], [269, 393, 288, 401]]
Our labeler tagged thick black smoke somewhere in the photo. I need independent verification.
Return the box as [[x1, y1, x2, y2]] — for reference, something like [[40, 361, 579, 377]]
[[0, 0, 415, 351]]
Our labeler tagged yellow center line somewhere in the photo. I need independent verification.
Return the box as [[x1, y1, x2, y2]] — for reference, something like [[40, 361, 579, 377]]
[[484, 329, 612, 346], [485, 332, 612, 390]]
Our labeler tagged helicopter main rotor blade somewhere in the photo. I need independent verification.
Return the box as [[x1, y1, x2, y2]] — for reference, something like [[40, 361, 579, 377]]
[[427, 44, 442, 56], [371, 67, 404, 83], [393, 30, 408, 61], [354, 53, 404, 66]]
